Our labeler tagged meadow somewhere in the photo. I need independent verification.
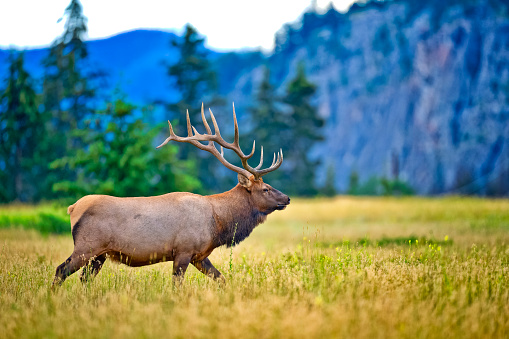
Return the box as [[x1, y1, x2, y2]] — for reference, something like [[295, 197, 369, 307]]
[[1, 197, 508, 338]]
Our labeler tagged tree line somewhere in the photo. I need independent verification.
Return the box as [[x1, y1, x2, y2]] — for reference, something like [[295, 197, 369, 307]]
[[0, 0, 328, 203]]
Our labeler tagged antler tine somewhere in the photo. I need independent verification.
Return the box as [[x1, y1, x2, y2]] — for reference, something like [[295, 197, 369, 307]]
[[192, 126, 200, 136], [254, 146, 264, 170], [232, 102, 239, 147], [247, 140, 256, 159], [276, 149, 283, 167], [230, 103, 253, 160], [186, 110, 193, 137], [209, 108, 221, 137], [272, 152, 279, 168], [156, 120, 176, 149], [169, 120, 176, 136], [201, 103, 212, 135], [251, 149, 283, 179], [200, 103, 216, 147]]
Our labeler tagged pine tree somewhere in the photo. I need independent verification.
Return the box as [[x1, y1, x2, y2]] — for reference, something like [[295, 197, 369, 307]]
[[247, 65, 324, 195], [50, 90, 201, 199], [282, 63, 324, 196], [167, 24, 219, 117], [247, 67, 288, 188], [248, 68, 285, 151], [42, 0, 98, 153], [166, 24, 223, 192], [0, 52, 47, 202], [41, 0, 103, 199], [320, 163, 337, 197]]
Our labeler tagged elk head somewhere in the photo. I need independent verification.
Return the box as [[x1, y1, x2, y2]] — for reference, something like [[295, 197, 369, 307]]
[[237, 175, 289, 213], [157, 103, 290, 213]]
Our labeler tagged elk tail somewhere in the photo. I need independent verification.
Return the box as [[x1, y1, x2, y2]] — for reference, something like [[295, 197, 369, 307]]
[[67, 203, 76, 215]]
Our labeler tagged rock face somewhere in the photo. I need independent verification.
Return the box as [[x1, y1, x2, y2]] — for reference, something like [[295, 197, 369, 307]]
[[219, 0, 509, 195]]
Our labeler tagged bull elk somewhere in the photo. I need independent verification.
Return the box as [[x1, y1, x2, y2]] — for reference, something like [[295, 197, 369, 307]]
[[52, 104, 290, 287]]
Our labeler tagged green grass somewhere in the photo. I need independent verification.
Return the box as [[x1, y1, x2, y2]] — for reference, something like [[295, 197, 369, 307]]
[[316, 235, 452, 248], [0, 203, 69, 234], [1, 196, 509, 338]]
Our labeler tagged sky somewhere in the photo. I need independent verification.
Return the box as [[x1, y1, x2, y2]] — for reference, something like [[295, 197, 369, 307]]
[[0, 0, 357, 52]]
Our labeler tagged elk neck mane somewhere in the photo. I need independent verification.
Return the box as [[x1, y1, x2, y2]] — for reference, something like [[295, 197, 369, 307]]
[[207, 184, 268, 248]]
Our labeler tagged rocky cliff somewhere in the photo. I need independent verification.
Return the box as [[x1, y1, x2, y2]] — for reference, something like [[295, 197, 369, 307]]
[[219, 0, 509, 195]]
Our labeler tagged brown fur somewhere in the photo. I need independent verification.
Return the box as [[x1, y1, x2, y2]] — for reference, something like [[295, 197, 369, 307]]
[[207, 184, 269, 247]]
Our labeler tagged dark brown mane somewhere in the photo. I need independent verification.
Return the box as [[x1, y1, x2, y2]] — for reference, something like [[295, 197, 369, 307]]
[[215, 209, 267, 247], [208, 184, 268, 247]]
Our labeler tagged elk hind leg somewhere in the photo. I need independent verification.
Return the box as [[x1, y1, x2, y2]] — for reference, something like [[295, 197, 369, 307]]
[[80, 254, 107, 283]]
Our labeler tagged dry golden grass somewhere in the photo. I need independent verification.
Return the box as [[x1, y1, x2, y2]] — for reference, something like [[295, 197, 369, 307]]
[[1, 196, 509, 338]]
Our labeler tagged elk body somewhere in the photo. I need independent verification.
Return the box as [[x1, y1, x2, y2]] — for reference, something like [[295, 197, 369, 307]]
[[52, 105, 290, 287]]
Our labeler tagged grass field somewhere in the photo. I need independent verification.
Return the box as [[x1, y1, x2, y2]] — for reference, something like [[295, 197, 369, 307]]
[[1, 197, 509, 338]]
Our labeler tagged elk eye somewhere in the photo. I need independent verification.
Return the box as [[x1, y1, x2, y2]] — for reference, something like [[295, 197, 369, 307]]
[[263, 188, 269, 193]]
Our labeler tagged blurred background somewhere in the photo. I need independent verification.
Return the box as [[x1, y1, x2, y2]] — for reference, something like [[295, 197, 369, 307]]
[[1, 0, 508, 203]]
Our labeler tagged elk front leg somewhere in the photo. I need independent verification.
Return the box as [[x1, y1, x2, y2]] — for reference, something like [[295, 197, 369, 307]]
[[172, 254, 191, 285], [52, 252, 95, 289], [192, 257, 225, 282]]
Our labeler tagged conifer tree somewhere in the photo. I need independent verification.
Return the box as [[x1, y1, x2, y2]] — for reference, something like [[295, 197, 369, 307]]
[[320, 163, 337, 197], [248, 64, 324, 195], [248, 68, 286, 151], [166, 24, 223, 192], [0, 52, 47, 202], [42, 0, 103, 199], [42, 0, 98, 153], [247, 67, 288, 188], [50, 90, 201, 199], [282, 63, 324, 196], [167, 24, 219, 118]]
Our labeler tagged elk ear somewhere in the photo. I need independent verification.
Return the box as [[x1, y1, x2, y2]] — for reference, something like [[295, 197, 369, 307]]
[[238, 173, 253, 190]]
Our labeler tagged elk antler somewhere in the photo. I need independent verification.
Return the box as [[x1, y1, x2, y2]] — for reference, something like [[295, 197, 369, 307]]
[[156, 103, 283, 180]]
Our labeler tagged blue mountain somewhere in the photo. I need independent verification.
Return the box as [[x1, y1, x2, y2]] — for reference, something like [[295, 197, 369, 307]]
[[0, 29, 183, 104]]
